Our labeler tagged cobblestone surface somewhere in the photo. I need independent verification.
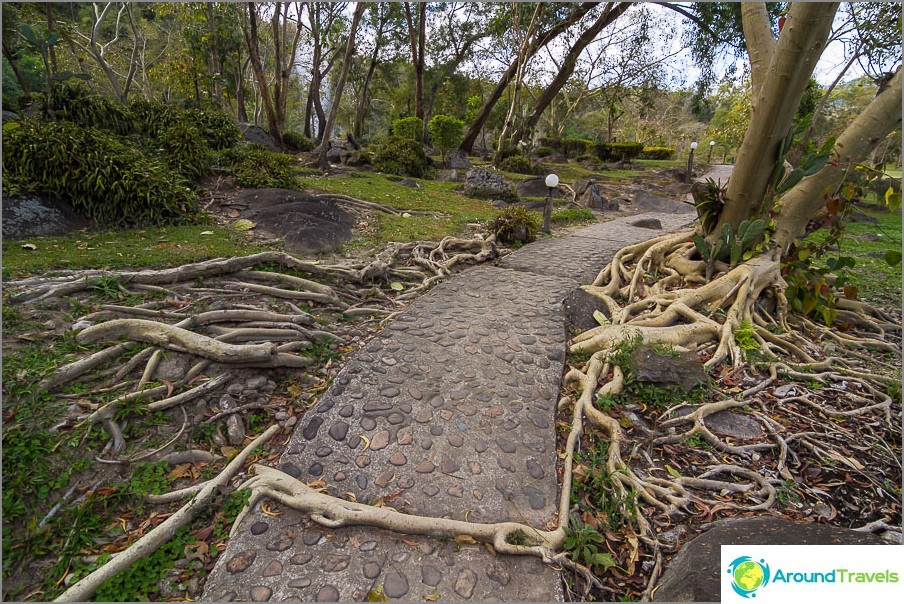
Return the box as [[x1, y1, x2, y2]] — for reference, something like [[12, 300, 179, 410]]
[[201, 210, 695, 602]]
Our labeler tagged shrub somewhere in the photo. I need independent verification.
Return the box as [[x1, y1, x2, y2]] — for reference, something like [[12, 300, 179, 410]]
[[596, 142, 644, 162], [535, 146, 553, 158], [427, 114, 464, 166], [487, 206, 539, 245], [498, 154, 537, 175], [640, 146, 675, 160], [160, 118, 210, 180], [373, 136, 433, 178], [194, 108, 241, 150], [562, 138, 594, 158], [2, 119, 196, 226], [282, 130, 314, 152], [537, 137, 563, 153], [51, 84, 136, 135], [219, 144, 298, 189], [391, 116, 423, 141]]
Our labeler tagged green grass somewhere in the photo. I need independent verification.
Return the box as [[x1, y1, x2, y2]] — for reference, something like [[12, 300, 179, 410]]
[[2, 225, 268, 279], [806, 205, 902, 307]]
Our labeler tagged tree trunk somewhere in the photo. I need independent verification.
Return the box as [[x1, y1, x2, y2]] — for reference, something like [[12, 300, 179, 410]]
[[459, 2, 598, 153], [774, 69, 902, 250], [236, 57, 249, 123], [45, 4, 58, 75], [2, 41, 31, 97], [242, 2, 282, 144], [513, 2, 632, 145], [403, 2, 426, 139], [207, 2, 224, 108], [318, 3, 366, 170], [720, 2, 839, 231], [354, 52, 380, 138]]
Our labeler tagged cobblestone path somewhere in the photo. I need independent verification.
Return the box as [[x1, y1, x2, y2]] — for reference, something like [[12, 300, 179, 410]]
[[201, 211, 695, 602]]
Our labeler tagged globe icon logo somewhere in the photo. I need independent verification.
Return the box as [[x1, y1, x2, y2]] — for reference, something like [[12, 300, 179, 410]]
[[727, 556, 770, 598]]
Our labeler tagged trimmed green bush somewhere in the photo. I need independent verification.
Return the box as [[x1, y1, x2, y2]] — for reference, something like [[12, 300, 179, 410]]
[[218, 144, 298, 189], [640, 146, 676, 160], [562, 138, 594, 158], [596, 142, 644, 162], [391, 117, 424, 141], [282, 131, 314, 152], [487, 206, 539, 245], [373, 136, 433, 178], [51, 84, 136, 135], [498, 154, 537, 175], [2, 119, 196, 226], [427, 114, 464, 166], [160, 118, 210, 181], [535, 146, 553, 158]]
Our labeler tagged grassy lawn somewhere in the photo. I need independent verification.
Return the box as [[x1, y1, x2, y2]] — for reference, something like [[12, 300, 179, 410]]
[[2, 225, 271, 280], [806, 204, 902, 308]]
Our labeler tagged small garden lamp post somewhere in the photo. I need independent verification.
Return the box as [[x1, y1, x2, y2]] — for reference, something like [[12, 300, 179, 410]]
[[685, 141, 698, 183], [543, 173, 559, 234], [707, 140, 715, 164]]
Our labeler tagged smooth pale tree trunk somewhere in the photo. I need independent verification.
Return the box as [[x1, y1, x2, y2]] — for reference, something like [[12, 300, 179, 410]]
[[243, 3, 282, 143], [774, 70, 902, 250], [719, 2, 839, 231], [403, 2, 427, 137], [459, 2, 598, 154], [318, 3, 366, 170], [513, 2, 632, 145]]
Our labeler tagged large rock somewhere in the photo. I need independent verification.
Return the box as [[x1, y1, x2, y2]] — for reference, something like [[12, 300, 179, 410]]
[[632, 190, 695, 214], [239, 123, 281, 152], [235, 189, 355, 255], [631, 347, 707, 392], [2, 194, 90, 239], [516, 177, 565, 199], [579, 184, 618, 210], [445, 149, 472, 170], [2, 110, 18, 123], [561, 287, 610, 332], [463, 168, 518, 202], [655, 517, 886, 602]]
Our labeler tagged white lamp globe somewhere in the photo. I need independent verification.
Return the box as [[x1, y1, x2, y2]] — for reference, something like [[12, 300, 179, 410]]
[[545, 174, 559, 188], [709, 140, 716, 147], [690, 141, 698, 150]]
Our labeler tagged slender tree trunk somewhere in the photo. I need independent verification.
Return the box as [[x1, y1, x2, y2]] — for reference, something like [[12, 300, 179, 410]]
[[45, 4, 58, 75], [318, 3, 365, 170], [207, 2, 224, 108], [774, 69, 902, 250], [459, 2, 598, 153], [2, 42, 31, 97], [354, 53, 380, 138], [236, 57, 249, 122], [242, 2, 282, 144], [720, 2, 839, 231], [403, 2, 426, 139], [513, 3, 632, 145]]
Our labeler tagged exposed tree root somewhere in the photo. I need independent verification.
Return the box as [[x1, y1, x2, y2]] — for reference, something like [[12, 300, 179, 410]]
[[54, 426, 280, 602]]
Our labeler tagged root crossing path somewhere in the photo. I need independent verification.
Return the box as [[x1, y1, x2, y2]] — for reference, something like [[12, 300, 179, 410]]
[[201, 211, 696, 602]]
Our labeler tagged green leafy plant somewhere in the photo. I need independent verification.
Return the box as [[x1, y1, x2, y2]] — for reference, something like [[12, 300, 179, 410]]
[[219, 144, 298, 188], [282, 130, 314, 152], [596, 142, 644, 163], [373, 136, 433, 178], [391, 116, 423, 141], [2, 119, 197, 226], [128, 461, 171, 497], [498, 153, 537, 175], [733, 319, 760, 352], [93, 526, 192, 601], [640, 146, 675, 160], [561, 138, 594, 158], [161, 118, 211, 180], [427, 114, 464, 167], [564, 517, 617, 570], [535, 146, 553, 157], [487, 206, 539, 245]]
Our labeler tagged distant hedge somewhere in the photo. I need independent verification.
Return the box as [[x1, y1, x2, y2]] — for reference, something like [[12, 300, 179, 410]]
[[596, 142, 644, 162], [640, 146, 676, 160]]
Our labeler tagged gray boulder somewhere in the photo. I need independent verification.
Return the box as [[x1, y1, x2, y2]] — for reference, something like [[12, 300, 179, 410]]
[[2, 110, 18, 123], [516, 177, 565, 199], [436, 169, 460, 182], [463, 168, 518, 202], [655, 517, 885, 602], [2, 194, 90, 239], [561, 288, 610, 332], [325, 146, 345, 164], [445, 149, 472, 170], [631, 347, 707, 392], [579, 184, 618, 210], [239, 123, 281, 152], [630, 218, 663, 230], [633, 190, 695, 214]]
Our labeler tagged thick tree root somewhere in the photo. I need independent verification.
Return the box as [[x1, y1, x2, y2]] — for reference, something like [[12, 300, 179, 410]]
[[54, 425, 280, 602]]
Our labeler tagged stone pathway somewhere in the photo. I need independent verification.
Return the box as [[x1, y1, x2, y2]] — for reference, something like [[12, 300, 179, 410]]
[[201, 209, 696, 602]]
